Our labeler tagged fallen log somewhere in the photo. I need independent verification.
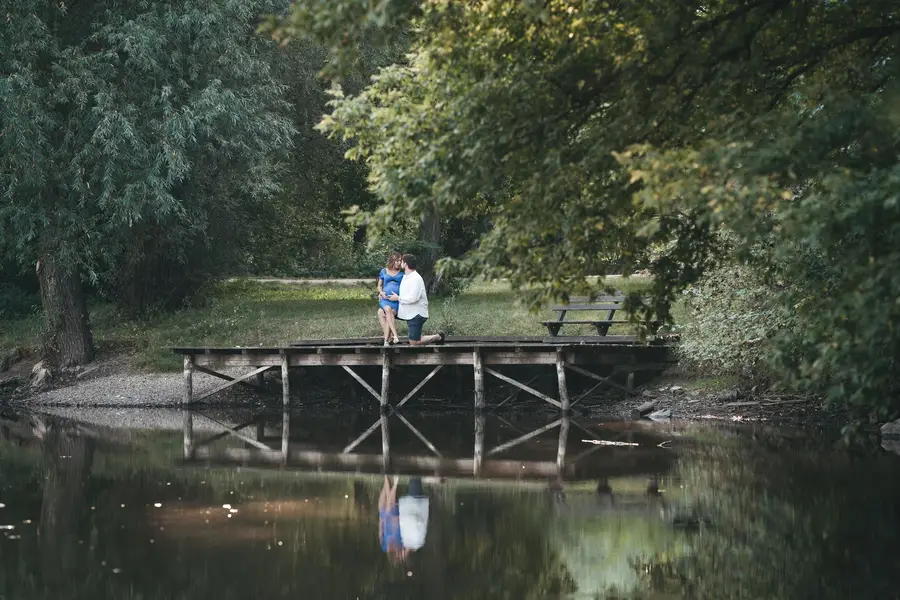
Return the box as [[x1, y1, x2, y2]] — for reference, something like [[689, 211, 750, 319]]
[[631, 399, 657, 420]]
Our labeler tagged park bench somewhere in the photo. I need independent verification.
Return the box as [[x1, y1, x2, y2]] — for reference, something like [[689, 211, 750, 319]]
[[541, 295, 629, 337]]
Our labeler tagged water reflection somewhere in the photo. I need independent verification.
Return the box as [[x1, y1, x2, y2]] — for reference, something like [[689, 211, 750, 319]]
[[182, 410, 675, 487], [1, 409, 898, 599]]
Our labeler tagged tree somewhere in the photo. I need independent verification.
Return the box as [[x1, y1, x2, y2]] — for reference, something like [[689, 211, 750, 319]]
[[267, 0, 900, 422], [1, 0, 294, 365]]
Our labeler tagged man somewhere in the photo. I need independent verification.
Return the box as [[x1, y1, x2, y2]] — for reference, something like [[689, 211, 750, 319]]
[[377, 475, 430, 564], [387, 254, 445, 345]]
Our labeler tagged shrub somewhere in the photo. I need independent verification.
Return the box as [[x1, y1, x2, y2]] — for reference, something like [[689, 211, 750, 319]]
[[676, 260, 794, 382]]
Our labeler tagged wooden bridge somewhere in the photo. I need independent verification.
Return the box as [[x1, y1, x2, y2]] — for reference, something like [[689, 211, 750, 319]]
[[174, 335, 675, 413]]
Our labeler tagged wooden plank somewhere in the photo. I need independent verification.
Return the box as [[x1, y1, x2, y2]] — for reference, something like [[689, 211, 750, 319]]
[[395, 413, 443, 458], [195, 413, 272, 452], [342, 419, 381, 454], [493, 376, 540, 410], [341, 366, 381, 404], [487, 419, 562, 456], [570, 378, 607, 407], [395, 365, 444, 410], [567, 295, 625, 302], [539, 336, 640, 345], [289, 337, 384, 347], [194, 365, 272, 402], [190, 446, 572, 480], [195, 416, 261, 448], [290, 335, 549, 347], [484, 368, 562, 408], [549, 304, 624, 311], [564, 363, 638, 396], [193, 364, 267, 391], [188, 347, 661, 370], [540, 320, 628, 325]]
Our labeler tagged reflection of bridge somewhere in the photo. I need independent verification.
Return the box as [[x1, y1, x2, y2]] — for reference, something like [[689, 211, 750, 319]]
[[182, 409, 676, 484]]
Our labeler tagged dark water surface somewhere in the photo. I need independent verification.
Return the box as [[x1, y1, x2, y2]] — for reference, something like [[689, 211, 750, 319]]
[[1, 408, 898, 600]]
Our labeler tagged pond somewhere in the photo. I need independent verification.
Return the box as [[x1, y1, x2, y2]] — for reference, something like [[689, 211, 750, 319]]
[[1, 407, 898, 599]]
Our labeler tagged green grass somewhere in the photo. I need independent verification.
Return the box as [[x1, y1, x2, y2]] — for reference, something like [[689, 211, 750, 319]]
[[0, 277, 656, 372]]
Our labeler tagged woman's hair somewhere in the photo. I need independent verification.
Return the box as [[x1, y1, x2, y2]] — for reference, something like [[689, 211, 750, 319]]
[[386, 252, 402, 269]]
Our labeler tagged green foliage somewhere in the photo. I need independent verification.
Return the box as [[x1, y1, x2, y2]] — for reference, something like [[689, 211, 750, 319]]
[[271, 0, 900, 423], [1, 0, 295, 322], [676, 248, 795, 381]]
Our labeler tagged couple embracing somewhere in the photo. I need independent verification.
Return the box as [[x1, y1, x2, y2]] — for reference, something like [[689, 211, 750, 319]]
[[376, 252, 445, 346]]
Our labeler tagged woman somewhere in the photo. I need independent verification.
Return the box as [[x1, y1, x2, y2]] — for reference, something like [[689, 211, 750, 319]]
[[377, 252, 404, 345]]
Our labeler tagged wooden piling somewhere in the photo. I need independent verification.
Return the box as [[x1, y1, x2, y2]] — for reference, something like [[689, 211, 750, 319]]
[[474, 413, 485, 476], [556, 416, 570, 473], [182, 409, 193, 460], [380, 414, 391, 472], [381, 351, 391, 410], [183, 354, 193, 406], [281, 352, 290, 409], [281, 409, 290, 462], [255, 371, 265, 388], [473, 349, 485, 410], [626, 371, 635, 392], [556, 349, 570, 413]]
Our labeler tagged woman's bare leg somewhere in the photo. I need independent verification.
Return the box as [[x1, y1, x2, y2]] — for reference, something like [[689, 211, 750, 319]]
[[385, 307, 400, 342], [387, 475, 399, 506], [378, 475, 391, 510], [377, 308, 389, 341]]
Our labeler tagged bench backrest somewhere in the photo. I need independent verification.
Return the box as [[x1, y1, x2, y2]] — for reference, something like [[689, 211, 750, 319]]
[[551, 295, 625, 312]]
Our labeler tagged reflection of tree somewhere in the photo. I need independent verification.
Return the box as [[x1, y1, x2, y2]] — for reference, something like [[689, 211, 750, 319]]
[[415, 490, 575, 599], [2, 424, 576, 599], [636, 441, 900, 600], [39, 425, 95, 589]]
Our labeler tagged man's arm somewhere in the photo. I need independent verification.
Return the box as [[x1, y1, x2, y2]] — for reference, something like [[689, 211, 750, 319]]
[[391, 276, 423, 304]]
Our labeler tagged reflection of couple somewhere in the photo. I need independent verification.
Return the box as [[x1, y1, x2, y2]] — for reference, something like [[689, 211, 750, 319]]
[[378, 475, 429, 564], [376, 252, 444, 347]]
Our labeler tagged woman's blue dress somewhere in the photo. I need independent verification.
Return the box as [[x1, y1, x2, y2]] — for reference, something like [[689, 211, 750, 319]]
[[378, 269, 403, 313]]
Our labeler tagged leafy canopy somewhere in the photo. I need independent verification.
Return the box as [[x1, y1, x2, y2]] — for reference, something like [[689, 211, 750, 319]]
[[0, 0, 295, 283], [271, 0, 900, 420]]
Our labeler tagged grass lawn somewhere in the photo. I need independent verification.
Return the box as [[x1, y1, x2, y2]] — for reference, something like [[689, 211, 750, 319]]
[[1, 277, 658, 372]]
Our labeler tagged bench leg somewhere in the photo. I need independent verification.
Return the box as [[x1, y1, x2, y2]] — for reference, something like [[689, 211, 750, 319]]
[[547, 324, 562, 336]]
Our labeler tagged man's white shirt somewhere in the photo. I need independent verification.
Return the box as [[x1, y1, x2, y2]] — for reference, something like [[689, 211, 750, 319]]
[[397, 270, 429, 320]]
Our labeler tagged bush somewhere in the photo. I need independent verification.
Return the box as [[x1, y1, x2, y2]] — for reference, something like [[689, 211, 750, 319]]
[[676, 260, 794, 382]]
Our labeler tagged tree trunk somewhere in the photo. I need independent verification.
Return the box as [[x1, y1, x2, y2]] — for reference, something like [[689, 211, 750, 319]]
[[37, 253, 94, 367], [418, 206, 441, 292], [39, 427, 95, 588]]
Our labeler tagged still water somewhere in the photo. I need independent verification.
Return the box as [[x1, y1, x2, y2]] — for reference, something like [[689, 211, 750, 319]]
[[1, 408, 898, 600]]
